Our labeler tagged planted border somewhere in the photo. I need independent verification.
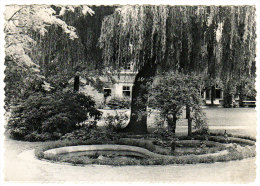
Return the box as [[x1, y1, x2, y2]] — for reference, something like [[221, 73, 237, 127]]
[[35, 136, 256, 166]]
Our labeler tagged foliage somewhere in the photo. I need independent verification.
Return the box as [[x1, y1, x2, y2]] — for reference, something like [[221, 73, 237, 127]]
[[106, 97, 131, 109], [4, 57, 46, 109], [192, 106, 209, 134], [4, 5, 93, 71], [99, 6, 256, 133], [99, 5, 168, 72], [104, 111, 129, 132], [4, 5, 95, 111], [99, 5, 256, 78], [7, 90, 102, 141], [149, 72, 208, 133], [223, 80, 237, 108], [209, 132, 256, 142], [237, 76, 256, 102], [61, 125, 121, 142], [152, 127, 175, 141]]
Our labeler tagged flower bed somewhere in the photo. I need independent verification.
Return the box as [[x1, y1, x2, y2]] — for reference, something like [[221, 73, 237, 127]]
[[35, 135, 256, 166]]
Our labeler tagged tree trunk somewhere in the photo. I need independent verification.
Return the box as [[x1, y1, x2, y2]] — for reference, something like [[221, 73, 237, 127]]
[[167, 113, 177, 134], [74, 75, 80, 92], [223, 90, 233, 108], [186, 105, 190, 119], [223, 81, 234, 108], [210, 85, 216, 105], [188, 118, 192, 136], [121, 63, 157, 134], [238, 84, 245, 107], [187, 105, 192, 136]]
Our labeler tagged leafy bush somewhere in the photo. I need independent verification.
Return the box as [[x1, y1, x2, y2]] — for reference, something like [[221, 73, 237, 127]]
[[61, 125, 120, 142], [104, 111, 129, 132], [106, 97, 130, 109], [149, 71, 207, 134], [7, 90, 102, 141], [152, 127, 175, 141]]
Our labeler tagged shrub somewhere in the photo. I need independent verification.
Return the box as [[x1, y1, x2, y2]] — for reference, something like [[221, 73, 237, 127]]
[[149, 71, 207, 134], [7, 90, 102, 141], [152, 127, 175, 141], [104, 111, 129, 132], [106, 97, 130, 109], [61, 125, 120, 142]]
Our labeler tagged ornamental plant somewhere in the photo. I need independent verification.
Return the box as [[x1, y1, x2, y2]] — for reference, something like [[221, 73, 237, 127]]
[[149, 71, 208, 135], [7, 90, 102, 141]]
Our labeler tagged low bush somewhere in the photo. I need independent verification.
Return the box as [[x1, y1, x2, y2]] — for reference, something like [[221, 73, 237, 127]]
[[106, 97, 130, 109], [7, 90, 102, 141], [61, 125, 121, 142], [152, 127, 175, 141], [104, 111, 129, 132]]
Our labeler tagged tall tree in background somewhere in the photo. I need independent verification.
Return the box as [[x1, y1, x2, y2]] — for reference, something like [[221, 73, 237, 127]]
[[31, 6, 116, 92], [4, 5, 96, 108], [99, 5, 256, 134]]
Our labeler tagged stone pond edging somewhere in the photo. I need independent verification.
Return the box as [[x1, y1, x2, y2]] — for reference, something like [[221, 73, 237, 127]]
[[43, 144, 229, 160]]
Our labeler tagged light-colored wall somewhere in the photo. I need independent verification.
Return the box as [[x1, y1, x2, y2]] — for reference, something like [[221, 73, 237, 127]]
[[113, 83, 133, 98], [80, 72, 136, 104], [105, 72, 136, 98]]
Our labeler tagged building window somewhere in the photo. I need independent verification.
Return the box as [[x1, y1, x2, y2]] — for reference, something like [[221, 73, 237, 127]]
[[122, 86, 131, 97], [104, 88, 111, 98]]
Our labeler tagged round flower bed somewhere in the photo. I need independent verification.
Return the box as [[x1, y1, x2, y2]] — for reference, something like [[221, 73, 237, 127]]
[[36, 135, 256, 166]]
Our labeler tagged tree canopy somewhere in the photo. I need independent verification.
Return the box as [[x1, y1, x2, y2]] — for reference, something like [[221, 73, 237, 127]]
[[99, 5, 256, 79], [5, 5, 94, 70], [4, 5, 97, 108], [99, 5, 256, 133]]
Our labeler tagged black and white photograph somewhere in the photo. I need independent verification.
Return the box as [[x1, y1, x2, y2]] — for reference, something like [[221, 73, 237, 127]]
[[0, 0, 259, 184]]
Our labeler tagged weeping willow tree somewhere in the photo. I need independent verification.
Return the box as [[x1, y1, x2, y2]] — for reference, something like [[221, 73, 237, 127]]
[[29, 6, 115, 92], [99, 5, 256, 134], [220, 6, 256, 107], [100, 6, 169, 133], [4, 5, 95, 110]]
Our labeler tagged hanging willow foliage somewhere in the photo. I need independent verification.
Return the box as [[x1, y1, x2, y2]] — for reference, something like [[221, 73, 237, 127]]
[[99, 5, 256, 80], [29, 9, 87, 78], [99, 5, 168, 72]]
